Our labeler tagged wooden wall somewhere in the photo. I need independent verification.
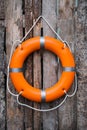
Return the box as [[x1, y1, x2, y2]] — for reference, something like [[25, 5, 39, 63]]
[[0, 0, 87, 130]]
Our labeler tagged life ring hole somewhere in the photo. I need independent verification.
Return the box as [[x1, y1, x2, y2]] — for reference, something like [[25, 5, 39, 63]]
[[62, 88, 66, 93], [62, 46, 65, 50], [18, 44, 23, 50], [21, 89, 24, 92], [62, 88, 65, 91]]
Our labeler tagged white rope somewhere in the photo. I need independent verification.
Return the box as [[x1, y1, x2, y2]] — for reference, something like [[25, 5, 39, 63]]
[[20, 15, 64, 43], [63, 41, 71, 52], [65, 74, 77, 97], [16, 74, 77, 112], [17, 92, 67, 112], [7, 15, 77, 111]]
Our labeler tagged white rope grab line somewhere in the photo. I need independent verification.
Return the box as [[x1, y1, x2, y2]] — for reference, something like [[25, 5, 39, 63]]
[[7, 15, 77, 111], [16, 74, 77, 112], [63, 41, 71, 52], [65, 74, 77, 97], [17, 92, 67, 112]]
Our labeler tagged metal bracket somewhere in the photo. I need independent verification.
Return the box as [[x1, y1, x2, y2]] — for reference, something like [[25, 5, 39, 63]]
[[41, 90, 46, 102], [9, 68, 23, 73], [40, 37, 45, 49], [63, 67, 76, 72]]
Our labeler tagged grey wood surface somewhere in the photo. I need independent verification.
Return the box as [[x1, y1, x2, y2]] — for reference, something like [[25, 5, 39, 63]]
[[58, 0, 77, 130], [24, 0, 42, 129], [33, 1, 42, 130], [0, 26, 5, 130], [75, 0, 87, 129], [5, 0, 24, 130], [42, 0, 58, 130], [0, 1, 5, 130], [0, 0, 87, 130], [0, 0, 5, 19], [24, 0, 33, 129]]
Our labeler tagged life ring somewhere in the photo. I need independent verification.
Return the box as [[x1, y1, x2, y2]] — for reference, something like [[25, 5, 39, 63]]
[[9, 36, 75, 102]]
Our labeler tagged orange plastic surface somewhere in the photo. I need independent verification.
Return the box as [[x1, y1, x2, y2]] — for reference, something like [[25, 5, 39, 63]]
[[10, 36, 75, 102]]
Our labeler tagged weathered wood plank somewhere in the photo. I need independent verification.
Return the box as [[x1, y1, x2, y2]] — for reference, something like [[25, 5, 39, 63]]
[[0, 20, 5, 27], [33, 50, 42, 130], [5, 0, 24, 129], [0, 0, 5, 19], [57, 0, 77, 129], [42, 0, 58, 130], [4, 0, 87, 130], [75, 0, 87, 129], [24, 0, 33, 129], [0, 27, 5, 130], [24, 1, 42, 129], [33, 0, 42, 130]]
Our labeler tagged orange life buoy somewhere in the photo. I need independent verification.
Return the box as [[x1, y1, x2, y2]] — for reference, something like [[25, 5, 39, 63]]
[[9, 36, 75, 102]]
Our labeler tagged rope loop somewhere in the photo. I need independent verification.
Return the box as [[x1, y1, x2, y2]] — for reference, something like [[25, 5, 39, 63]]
[[16, 74, 77, 112]]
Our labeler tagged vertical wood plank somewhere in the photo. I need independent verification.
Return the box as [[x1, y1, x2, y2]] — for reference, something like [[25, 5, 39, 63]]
[[33, 49, 42, 130], [23, 1, 42, 129], [75, 0, 87, 129], [57, 0, 77, 129], [0, 1, 5, 129], [4, 0, 87, 129], [24, 0, 33, 129], [33, 0, 42, 130], [5, 0, 24, 129], [42, 0, 58, 130], [0, 0, 5, 19], [0, 27, 5, 130]]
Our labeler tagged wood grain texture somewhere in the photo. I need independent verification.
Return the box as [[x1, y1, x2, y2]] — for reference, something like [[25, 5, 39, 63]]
[[33, 50, 42, 130], [1, 0, 87, 129], [42, 0, 58, 130], [0, 27, 5, 130], [75, 0, 87, 129], [33, 0, 42, 130], [5, 0, 24, 130], [0, 0, 5, 19], [0, 20, 5, 27], [24, 0, 33, 130], [24, 1, 42, 129], [57, 0, 77, 130]]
